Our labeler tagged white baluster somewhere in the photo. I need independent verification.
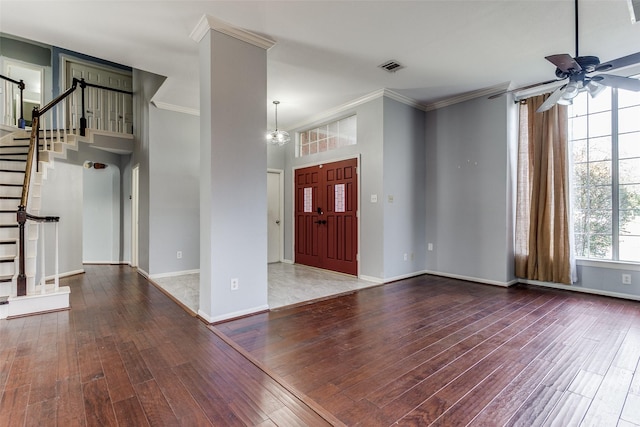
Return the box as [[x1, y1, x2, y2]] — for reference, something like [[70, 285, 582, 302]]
[[56, 103, 61, 144], [40, 222, 46, 293], [54, 222, 59, 291]]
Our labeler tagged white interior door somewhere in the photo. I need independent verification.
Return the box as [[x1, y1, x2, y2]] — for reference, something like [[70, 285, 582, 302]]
[[267, 171, 282, 263]]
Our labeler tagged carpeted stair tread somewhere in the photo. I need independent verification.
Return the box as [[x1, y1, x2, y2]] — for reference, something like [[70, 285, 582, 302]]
[[0, 169, 25, 174], [0, 224, 18, 228], [0, 295, 8, 304], [0, 257, 15, 263], [0, 196, 21, 200], [0, 240, 16, 245], [0, 183, 23, 187]]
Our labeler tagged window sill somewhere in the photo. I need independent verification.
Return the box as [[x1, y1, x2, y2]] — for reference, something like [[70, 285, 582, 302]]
[[576, 258, 640, 271]]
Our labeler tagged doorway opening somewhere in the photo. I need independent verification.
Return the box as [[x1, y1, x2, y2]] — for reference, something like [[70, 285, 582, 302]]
[[267, 169, 284, 263]]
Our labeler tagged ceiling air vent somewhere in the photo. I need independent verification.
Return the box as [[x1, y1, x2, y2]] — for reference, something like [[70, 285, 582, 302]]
[[378, 60, 405, 73]]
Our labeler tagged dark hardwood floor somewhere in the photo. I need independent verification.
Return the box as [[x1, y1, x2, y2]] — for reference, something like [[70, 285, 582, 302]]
[[0, 265, 332, 426], [215, 274, 640, 427]]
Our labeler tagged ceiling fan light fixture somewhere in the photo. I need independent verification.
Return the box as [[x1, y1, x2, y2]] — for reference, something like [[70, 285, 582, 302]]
[[562, 81, 581, 100], [585, 80, 606, 98], [266, 100, 291, 146]]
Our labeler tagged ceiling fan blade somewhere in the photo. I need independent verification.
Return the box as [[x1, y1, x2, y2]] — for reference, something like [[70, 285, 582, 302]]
[[591, 74, 640, 92], [536, 85, 567, 113], [546, 54, 582, 73], [488, 78, 564, 100], [595, 51, 640, 72]]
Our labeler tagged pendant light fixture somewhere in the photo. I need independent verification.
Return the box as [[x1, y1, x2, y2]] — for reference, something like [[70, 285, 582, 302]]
[[266, 100, 291, 146]]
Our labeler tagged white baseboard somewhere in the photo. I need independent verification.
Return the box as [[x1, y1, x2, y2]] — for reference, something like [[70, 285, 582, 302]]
[[382, 270, 429, 283], [425, 270, 517, 288], [519, 278, 640, 302], [137, 268, 150, 279], [44, 269, 84, 281], [358, 274, 384, 284], [82, 261, 127, 265], [281, 259, 294, 265], [150, 269, 200, 279], [198, 304, 270, 324]]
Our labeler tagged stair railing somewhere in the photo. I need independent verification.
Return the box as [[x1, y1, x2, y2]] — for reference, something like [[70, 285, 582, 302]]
[[0, 74, 26, 129], [15, 77, 133, 296]]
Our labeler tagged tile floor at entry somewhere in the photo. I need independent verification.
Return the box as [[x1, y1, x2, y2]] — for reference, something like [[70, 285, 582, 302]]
[[152, 262, 378, 313]]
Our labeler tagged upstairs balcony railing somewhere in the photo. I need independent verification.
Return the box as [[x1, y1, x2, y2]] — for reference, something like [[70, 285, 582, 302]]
[[1, 74, 26, 129], [10, 77, 133, 296]]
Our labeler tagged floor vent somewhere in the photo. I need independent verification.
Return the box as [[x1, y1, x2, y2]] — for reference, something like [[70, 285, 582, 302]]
[[378, 60, 405, 73]]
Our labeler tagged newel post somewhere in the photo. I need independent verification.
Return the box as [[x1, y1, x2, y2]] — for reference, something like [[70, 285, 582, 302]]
[[79, 78, 87, 136], [17, 206, 27, 296]]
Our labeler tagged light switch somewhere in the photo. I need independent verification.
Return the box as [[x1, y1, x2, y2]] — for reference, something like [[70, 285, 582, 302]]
[[371, 194, 378, 203]]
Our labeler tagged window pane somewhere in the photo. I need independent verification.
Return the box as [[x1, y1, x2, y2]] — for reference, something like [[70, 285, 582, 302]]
[[572, 139, 588, 162], [574, 210, 587, 233], [588, 87, 611, 113], [574, 233, 587, 257], [620, 210, 640, 236], [620, 184, 640, 210], [570, 116, 588, 140], [588, 161, 611, 186], [589, 234, 612, 259], [619, 159, 640, 184], [588, 111, 611, 138], [589, 210, 612, 234], [574, 187, 588, 210], [619, 85, 640, 109], [618, 105, 640, 134], [569, 93, 588, 117], [309, 129, 317, 142], [589, 185, 612, 209], [588, 136, 611, 161], [619, 133, 640, 159], [619, 235, 640, 262]]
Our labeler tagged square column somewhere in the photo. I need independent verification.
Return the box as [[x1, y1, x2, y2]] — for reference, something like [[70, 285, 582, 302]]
[[191, 16, 275, 322]]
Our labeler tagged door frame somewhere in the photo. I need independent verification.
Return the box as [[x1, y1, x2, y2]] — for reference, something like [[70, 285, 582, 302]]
[[267, 168, 284, 263], [131, 164, 139, 268], [291, 154, 361, 276]]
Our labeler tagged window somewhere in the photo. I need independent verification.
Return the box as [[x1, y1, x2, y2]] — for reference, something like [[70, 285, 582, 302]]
[[569, 83, 640, 262], [298, 115, 356, 157]]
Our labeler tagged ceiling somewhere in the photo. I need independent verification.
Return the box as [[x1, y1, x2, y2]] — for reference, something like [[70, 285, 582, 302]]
[[1, 1, 640, 129]]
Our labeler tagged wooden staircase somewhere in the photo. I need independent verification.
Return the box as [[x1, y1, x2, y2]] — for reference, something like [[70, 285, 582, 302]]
[[0, 126, 71, 319]]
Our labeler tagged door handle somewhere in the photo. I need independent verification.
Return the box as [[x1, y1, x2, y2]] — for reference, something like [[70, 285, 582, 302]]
[[314, 220, 327, 225]]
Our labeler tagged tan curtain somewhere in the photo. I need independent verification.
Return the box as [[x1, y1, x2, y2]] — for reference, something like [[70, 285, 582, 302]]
[[515, 94, 575, 284]]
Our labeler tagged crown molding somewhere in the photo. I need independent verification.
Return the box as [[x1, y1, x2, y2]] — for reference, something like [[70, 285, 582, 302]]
[[151, 101, 200, 116], [190, 15, 275, 50], [424, 82, 512, 111], [288, 88, 427, 131]]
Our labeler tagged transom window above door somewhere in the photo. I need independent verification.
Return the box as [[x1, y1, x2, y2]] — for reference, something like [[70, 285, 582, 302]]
[[298, 115, 357, 157]]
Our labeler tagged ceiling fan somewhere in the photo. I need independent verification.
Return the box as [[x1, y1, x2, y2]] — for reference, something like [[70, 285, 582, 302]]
[[491, 0, 640, 112]]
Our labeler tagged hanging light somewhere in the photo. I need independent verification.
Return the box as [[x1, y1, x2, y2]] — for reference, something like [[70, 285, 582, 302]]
[[266, 100, 290, 146]]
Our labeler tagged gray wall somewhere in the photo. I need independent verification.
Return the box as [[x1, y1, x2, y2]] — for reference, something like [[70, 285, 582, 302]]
[[148, 107, 200, 275], [82, 163, 120, 263], [39, 161, 83, 276], [133, 69, 166, 274], [382, 97, 427, 280], [424, 95, 515, 285]]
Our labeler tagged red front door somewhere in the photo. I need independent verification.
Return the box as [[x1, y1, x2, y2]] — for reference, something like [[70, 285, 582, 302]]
[[295, 158, 358, 275]]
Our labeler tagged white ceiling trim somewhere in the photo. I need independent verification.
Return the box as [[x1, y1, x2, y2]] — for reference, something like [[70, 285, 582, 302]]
[[288, 88, 426, 131], [424, 82, 513, 111], [151, 101, 200, 116], [189, 15, 276, 50]]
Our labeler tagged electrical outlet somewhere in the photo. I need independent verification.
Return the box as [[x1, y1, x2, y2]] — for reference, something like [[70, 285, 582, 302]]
[[403, 253, 408, 261], [622, 274, 632, 285], [428, 243, 433, 251], [176, 251, 182, 259], [231, 278, 239, 290]]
